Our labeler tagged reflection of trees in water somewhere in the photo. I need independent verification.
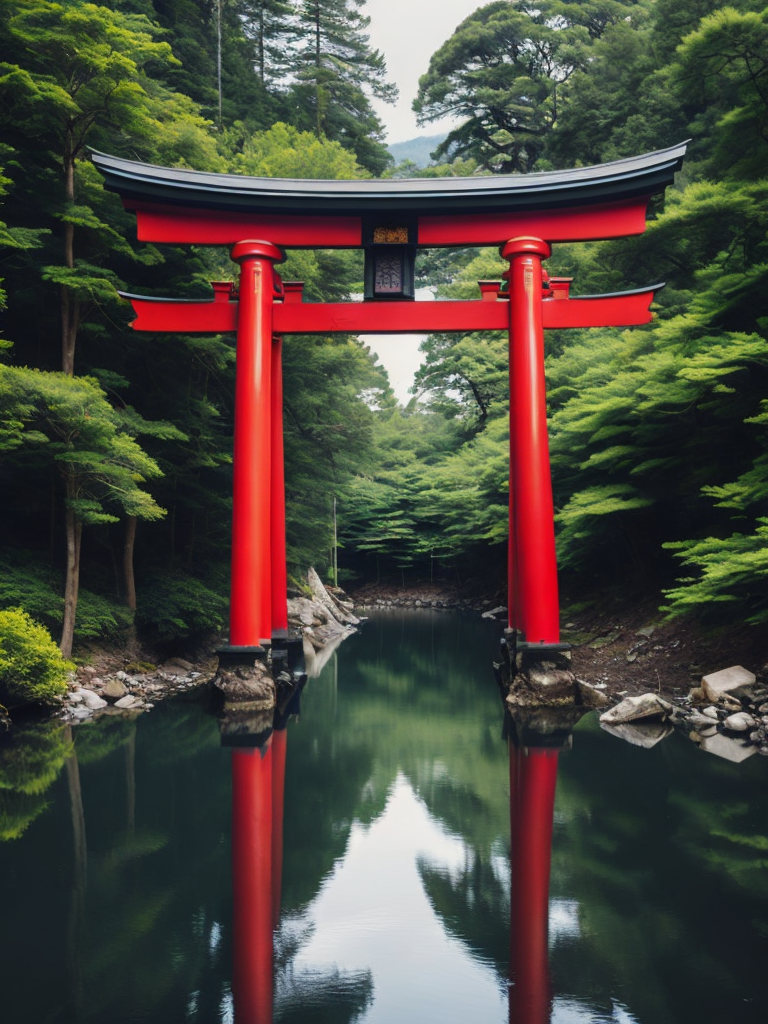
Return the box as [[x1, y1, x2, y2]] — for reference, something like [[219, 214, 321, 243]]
[[283, 612, 508, 924], [550, 717, 768, 1023], [0, 719, 72, 840], [275, 914, 373, 1021], [417, 852, 509, 978]]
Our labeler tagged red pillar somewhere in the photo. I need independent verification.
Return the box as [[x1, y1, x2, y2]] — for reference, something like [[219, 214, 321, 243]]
[[502, 237, 560, 645], [270, 726, 287, 928], [229, 241, 282, 651], [270, 335, 288, 640], [509, 745, 558, 1024], [231, 742, 274, 1024]]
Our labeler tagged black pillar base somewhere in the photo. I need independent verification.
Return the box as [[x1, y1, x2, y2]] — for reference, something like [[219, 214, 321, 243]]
[[216, 644, 268, 668]]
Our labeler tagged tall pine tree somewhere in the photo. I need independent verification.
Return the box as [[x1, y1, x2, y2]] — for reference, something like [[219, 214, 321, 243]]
[[288, 0, 396, 174]]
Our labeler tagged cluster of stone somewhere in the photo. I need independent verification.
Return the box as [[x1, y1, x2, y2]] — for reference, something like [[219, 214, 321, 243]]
[[59, 658, 208, 723], [354, 594, 506, 616], [288, 567, 359, 654], [599, 665, 767, 762]]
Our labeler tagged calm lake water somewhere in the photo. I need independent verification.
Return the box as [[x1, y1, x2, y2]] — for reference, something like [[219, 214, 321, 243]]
[[1, 610, 767, 1024]]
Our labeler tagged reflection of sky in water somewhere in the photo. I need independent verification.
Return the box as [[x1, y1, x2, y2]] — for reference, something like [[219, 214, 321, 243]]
[[553, 998, 640, 1023], [287, 772, 507, 1022], [549, 899, 581, 945]]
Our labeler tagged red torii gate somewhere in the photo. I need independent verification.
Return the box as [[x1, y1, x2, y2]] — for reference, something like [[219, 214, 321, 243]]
[[93, 143, 685, 665]]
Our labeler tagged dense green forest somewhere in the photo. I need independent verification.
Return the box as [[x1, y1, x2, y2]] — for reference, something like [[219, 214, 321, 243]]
[[0, 0, 767, 664]]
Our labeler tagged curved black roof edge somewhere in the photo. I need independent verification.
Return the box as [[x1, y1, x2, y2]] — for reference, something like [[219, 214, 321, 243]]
[[572, 282, 666, 300], [92, 143, 687, 217], [120, 283, 667, 304]]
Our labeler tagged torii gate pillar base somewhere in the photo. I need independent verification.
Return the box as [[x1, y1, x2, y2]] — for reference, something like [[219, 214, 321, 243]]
[[217, 644, 268, 668]]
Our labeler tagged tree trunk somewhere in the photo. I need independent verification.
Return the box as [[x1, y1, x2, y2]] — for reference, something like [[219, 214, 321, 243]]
[[61, 152, 79, 376], [60, 474, 81, 659], [124, 515, 137, 612], [65, 725, 87, 1020], [315, 4, 322, 137], [258, 5, 265, 82]]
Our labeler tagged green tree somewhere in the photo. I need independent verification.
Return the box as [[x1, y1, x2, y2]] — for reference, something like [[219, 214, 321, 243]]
[[0, 366, 166, 657], [413, 1, 632, 171], [288, 0, 396, 174]]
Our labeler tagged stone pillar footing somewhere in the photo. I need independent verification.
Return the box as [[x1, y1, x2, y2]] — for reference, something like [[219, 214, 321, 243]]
[[495, 629, 607, 711]]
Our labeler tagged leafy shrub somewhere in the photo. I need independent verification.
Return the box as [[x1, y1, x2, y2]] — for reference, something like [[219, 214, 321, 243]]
[[0, 552, 132, 643], [135, 570, 228, 643], [0, 557, 64, 633], [0, 608, 73, 706], [74, 589, 133, 641]]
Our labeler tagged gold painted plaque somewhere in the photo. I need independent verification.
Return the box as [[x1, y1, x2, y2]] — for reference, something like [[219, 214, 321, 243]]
[[373, 226, 408, 244]]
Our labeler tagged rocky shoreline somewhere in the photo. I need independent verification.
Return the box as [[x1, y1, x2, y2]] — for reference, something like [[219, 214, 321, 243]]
[[50, 568, 361, 727], [14, 578, 766, 763], [594, 664, 768, 763]]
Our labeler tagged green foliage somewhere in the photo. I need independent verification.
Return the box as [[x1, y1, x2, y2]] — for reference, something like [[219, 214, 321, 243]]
[[221, 120, 370, 178], [0, 556, 63, 629], [0, 607, 73, 705], [0, 719, 72, 839], [134, 570, 228, 642], [288, 0, 396, 174], [74, 589, 134, 640], [413, 0, 633, 171], [0, 365, 166, 524], [663, 521, 768, 623]]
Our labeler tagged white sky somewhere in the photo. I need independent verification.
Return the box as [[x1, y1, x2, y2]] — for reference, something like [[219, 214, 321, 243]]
[[357, 1, 486, 402], [364, 0, 482, 144]]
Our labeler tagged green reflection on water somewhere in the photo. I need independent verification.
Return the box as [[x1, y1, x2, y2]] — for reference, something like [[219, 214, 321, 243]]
[[1, 610, 767, 1024]]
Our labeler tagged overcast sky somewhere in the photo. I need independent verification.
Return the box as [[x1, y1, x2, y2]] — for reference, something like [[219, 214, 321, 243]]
[[356, 2, 484, 402], [364, 0, 481, 144]]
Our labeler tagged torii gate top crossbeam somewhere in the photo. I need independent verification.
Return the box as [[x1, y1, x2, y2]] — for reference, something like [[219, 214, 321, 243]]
[[91, 143, 687, 248]]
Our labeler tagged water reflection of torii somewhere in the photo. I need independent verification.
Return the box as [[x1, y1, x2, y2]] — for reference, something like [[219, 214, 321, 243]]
[[507, 711, 579, 1024], [225, 685, 371, 1024]]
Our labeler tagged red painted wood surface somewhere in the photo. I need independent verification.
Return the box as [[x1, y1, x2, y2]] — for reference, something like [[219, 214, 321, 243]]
[[271, 336, 288, 636], [125, 196, 650, 248], [128, 200, 361, 247], [271, 727, 287, 930], [124, 289, 657, 335], [232, 744, 274, 1024], [229, 241, 281, 648], [421, 196, 651, 247], [505, 238, 560, 645], [509, 745, 559, 1024]]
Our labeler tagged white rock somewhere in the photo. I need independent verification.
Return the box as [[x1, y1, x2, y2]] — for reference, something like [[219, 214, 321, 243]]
[[76, 689, 107, 710], [482, 605, 506, 619], [723, 712, 756, 732], [700, 732, 756, 763], [71, 707, 92, 719], [702, 706, 720, 719], [599, 693, 674, 725], [114, 695, 137, 708], [68, 692, 84, 704], [702, 665, 756, 703]]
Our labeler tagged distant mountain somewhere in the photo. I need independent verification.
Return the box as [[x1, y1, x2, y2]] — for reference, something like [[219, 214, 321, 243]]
[[387, 133, 448, 169]]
